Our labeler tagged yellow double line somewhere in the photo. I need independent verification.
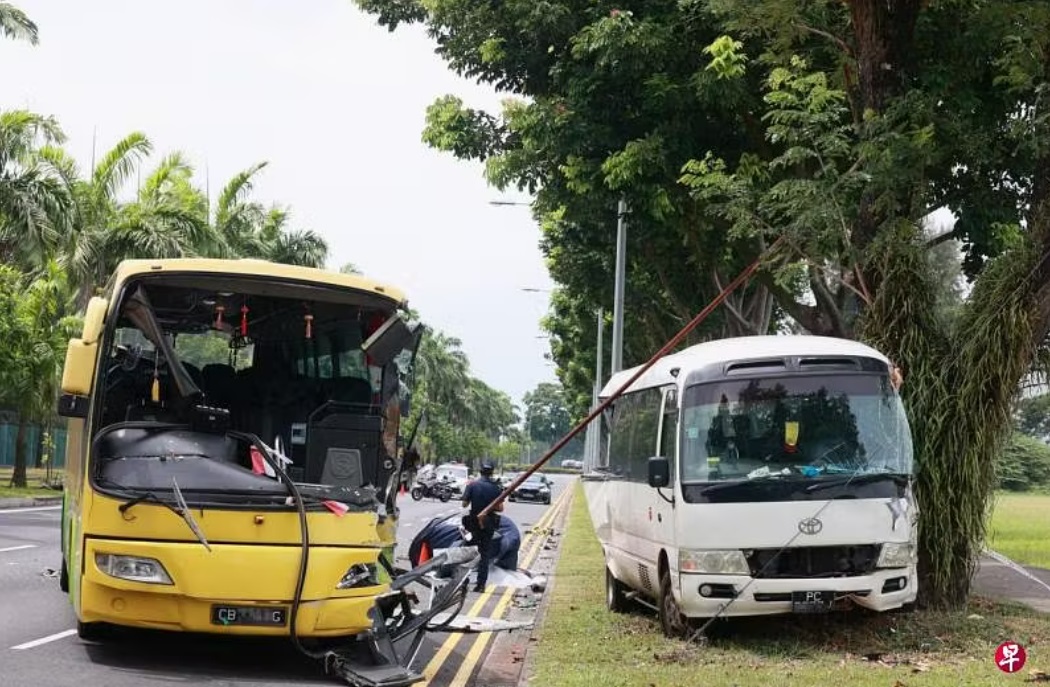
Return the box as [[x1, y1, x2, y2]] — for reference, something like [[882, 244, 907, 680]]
[[421, 483, 574, 686]]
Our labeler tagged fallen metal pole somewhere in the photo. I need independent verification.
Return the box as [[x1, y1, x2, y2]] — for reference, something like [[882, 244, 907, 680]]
[[479, 236, 786, 522]]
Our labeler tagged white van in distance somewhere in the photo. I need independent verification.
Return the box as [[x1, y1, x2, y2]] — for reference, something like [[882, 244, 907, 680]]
[[582, 335, 918, 637]]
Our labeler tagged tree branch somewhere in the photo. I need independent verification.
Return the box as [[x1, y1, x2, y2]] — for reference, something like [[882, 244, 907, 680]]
[[795, 23, 855, 57], [713, 269, 757, 333], [925, 228, 959, 248], [755, 272, 836, 336], [808, 265, 847, 336]]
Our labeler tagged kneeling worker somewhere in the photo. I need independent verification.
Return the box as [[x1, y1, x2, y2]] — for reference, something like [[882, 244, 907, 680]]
[[461, 459, 503, 593]]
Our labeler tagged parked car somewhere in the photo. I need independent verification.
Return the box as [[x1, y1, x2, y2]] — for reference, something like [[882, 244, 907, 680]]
[[508, 475, 552, 504]]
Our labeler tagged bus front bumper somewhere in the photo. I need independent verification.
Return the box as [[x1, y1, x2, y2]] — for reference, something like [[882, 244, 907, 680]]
[[79, 538, 387, 637], [677, 567, 918, 618]]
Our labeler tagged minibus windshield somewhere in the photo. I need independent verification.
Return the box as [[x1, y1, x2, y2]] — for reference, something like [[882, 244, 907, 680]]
[[679, 373, 913, 486]]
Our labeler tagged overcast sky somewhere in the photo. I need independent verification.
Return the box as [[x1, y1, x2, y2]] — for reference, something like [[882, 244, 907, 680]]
[[0, 0, 558, 407]]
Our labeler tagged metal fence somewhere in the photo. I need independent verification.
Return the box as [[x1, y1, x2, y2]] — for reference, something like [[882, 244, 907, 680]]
[[0, 418, 67, 469]]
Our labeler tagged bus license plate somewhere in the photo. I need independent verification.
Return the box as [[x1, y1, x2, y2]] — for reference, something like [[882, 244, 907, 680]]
[[211, 605, 287, 627], [791, 590, 834, 613]]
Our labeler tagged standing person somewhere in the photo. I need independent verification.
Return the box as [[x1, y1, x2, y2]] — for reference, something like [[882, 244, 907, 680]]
[[461, 459, 503, 593]]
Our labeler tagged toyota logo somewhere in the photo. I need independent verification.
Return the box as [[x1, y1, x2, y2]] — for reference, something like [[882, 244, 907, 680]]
[[798, 517, 823, 535]]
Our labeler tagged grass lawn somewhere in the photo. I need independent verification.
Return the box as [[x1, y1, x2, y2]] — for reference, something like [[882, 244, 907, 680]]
[[0, 466, 63, 499], [529, 483, 1050, 687], [987, 491, 1050, 568]]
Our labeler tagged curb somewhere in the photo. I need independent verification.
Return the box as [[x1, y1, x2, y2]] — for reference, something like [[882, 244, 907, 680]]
[[515, 484, 576, 687], [0, 495, 63, 510]]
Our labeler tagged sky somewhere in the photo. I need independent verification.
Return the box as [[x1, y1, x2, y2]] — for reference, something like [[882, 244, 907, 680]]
[[0, 0, 558, 407]]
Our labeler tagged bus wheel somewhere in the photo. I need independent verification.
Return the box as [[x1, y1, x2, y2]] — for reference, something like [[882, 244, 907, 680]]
[[59, 557, 69, 593], [658, 567, 689, 639], [606, 567, 628, 613], [76, 621, 113, 643]]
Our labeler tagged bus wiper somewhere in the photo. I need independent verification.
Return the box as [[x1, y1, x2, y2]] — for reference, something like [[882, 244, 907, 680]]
[[804, 473, 909, 493], [699, 473, 800, 495], [171, 478, 212, 552], [117, 490, 175, 516]]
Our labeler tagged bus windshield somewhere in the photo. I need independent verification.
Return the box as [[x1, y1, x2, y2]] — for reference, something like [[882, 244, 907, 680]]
[[679, 373, 913, 485]]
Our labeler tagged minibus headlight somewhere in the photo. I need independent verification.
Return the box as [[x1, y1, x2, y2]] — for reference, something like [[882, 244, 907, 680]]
[[95, 553, 173, 585], [877, 542, 914, 569], [337, 563, 379, 590], [679, 549, 750, 575]]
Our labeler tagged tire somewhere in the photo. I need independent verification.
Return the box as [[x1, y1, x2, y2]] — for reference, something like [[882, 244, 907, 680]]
[[60, 557, 69, 593], [439, 490, 451, 503], [410, 487, 424, 501], [606, 566, 629, 613], [76, 620, 114, 643], [658, 565, 690, 639]]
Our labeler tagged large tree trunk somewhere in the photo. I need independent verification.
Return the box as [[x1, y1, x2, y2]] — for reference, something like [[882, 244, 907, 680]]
[[10, 419, 28, 489]]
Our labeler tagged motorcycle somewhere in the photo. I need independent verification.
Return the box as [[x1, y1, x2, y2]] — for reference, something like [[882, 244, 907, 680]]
[[410, 475, 454, 502]]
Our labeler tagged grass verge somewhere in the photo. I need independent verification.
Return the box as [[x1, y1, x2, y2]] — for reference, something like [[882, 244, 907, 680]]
[[529, 483, 1049, 687], [988, 492, 1050, 568], [0, 466, 63, 499]]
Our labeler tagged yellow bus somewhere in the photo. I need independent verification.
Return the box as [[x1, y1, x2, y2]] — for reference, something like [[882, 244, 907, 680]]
[[56, 258, 466, 684]]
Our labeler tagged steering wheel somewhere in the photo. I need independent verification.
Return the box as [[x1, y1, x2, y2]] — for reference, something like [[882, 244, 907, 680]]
[[116, 344, 143, 372]]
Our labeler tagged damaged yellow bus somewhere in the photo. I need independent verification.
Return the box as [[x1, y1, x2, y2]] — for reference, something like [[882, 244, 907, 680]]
[[56, 258, 471, 685]]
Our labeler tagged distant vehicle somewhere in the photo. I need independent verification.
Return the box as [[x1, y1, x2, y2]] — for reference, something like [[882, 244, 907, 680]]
[[561, 459, 584, 469], [508, 475, 552, 504], [535, 472, 552, 487], [434, 462, 470, 497]]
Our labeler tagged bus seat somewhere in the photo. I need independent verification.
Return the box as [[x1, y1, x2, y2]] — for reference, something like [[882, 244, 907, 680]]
[[201, 364, 238, 410], [319, 448, 365, 487], [305, 411, 383, 486]]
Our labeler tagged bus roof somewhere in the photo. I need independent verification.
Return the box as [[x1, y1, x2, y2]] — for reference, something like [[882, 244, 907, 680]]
[[109, 258, 407, 307], [599, 335, 891, 398]]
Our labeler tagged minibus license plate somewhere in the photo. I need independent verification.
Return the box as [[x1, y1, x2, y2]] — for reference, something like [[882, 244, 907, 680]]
[[791, 591, 834, 613], [211, 605, 287, 627]]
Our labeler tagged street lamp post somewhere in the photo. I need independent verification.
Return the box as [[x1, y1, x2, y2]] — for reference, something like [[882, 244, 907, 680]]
[[611, 197, 628, 374]]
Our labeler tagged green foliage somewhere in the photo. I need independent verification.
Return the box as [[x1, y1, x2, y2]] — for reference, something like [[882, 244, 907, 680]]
[[1015, 393, 1050, 440], [406, 330, 519, 464], [0, 1, 37, 45], [996, 433, 1050, 492]]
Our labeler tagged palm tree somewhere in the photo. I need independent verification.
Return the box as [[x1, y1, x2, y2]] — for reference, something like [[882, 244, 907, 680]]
[[0, 110, 73, 270], [54, 132, 154, 306], [0, 2, 37, 45], [209, 162, 329, 267]]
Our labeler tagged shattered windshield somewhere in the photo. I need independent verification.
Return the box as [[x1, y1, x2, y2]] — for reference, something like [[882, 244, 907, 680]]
[[92, 276, 417, 503], [679, 373, 914, 484]]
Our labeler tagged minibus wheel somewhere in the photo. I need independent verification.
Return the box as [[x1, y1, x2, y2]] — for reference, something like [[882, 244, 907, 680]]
[[606, 567, 628, 613], [658, 567, 689, 639], [59, 557, 68, 593]]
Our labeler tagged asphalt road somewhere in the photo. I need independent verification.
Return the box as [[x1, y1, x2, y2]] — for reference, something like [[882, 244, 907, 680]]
[[0, 475, 572, 687]]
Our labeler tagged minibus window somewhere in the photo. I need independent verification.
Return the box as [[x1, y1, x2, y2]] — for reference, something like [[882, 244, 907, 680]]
[[680, 374, 913, 484]]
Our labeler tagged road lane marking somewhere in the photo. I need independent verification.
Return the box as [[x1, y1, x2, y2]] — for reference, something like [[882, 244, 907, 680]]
[[0, 545, 37, 553], [0, 506, 61, 515], [448, 487, 573, 686], [10, 629, 76, 650], [421, 484, 573, 685]]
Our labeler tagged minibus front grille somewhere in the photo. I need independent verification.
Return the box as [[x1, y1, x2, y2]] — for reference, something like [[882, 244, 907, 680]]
[[745, 545, 880, 578]]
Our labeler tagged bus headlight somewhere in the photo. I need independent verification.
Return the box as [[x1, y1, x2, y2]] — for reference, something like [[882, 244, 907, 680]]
[[877, 542, 914, 569], [95, 553, 173, 585], [679, 549, 750, 575], [337, 563, 379, 589]]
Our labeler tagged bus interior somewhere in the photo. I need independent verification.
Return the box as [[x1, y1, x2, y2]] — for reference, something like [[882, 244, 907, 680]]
[[90, 274, 421, 510]]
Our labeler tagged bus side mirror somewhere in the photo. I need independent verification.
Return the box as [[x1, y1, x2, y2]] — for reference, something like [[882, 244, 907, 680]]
[[57, 338, 96, 418], [647, 456, 670, 489]]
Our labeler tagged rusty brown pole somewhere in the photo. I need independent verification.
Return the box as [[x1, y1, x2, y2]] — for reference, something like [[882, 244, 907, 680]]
[[479, 235, 786, 523]]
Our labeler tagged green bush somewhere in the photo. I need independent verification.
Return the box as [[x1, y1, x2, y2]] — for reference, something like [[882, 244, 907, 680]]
[[996, 433, 1050, 491]]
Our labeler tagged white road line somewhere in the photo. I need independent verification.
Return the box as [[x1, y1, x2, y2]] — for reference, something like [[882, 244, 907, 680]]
[[0, 506, 61, 515], [0, 545, 36, 553], [10, 629, 76, 650]]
